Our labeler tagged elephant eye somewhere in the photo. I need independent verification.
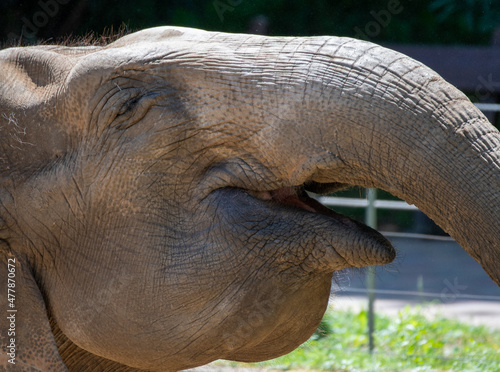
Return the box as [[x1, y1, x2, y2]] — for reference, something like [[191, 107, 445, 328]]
[[115, 89, 145, 117], [118, 96, 141, 116], [113, 91, 164, 130]]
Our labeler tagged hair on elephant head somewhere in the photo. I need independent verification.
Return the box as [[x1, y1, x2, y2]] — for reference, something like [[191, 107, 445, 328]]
[[0, 26, 499, 371]]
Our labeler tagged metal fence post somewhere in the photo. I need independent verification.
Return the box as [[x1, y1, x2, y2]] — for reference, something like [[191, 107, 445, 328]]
[[365, 188, 377, 353]]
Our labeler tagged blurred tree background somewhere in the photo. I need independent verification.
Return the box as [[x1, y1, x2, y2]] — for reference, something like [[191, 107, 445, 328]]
[[2, 0, 500, 45]]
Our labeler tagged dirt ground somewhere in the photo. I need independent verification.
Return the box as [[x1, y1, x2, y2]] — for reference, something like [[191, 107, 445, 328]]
[[184, 367, 283, 372], [185, 365, 316, 372]]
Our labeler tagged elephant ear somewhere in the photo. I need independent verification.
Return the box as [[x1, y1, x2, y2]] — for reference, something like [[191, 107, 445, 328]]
[[0, 47, 74, 176], [0, 247, 68, 370]]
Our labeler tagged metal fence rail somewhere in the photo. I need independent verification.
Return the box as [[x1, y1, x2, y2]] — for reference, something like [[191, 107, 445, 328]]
[[474, 102, 500, 112], [317, 196, 418, 210]]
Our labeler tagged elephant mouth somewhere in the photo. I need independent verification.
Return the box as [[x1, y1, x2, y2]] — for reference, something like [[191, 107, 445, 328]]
[[247, 182, 356, 223], [242, 181, 396, 270]]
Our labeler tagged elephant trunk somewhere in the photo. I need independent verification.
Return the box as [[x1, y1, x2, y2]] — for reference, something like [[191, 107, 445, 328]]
[[268, 39, 500, 284]]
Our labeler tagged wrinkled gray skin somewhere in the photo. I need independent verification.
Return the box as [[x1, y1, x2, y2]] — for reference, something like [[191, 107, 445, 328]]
[[0, 27, 499, 371]]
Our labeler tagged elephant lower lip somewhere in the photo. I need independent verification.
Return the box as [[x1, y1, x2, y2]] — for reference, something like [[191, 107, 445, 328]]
[[222, 187, 395, 268]]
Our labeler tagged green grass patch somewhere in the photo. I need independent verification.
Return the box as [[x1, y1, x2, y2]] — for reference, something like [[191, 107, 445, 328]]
[[222, 304, 500, 371]]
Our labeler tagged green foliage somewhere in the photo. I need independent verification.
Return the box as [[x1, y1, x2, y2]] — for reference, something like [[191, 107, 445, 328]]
[[430, 0, 500, 42], [224, 304, 500, 371]]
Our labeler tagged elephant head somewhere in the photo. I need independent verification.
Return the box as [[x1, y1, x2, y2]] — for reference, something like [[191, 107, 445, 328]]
[[0, 26, 498, 371]]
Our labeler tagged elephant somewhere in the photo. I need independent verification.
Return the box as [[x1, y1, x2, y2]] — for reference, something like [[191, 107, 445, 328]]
[[0, 26, 499, 371]]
